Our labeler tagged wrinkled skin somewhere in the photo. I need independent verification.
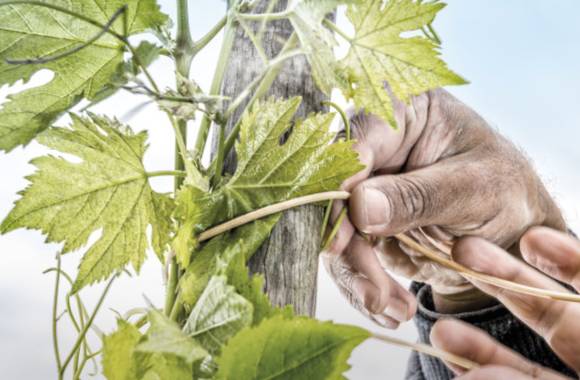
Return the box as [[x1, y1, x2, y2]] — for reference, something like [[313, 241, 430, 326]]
[[432, 227, 580, 379], [322, 88, 565, 328]]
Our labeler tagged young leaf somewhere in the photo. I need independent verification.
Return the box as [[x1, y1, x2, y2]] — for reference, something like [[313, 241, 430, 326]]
[[179, 216, 280, 307], [287, 0, 350, 94], [0, 0, 167, 151], [224, 244, 293, 325], [0, 114, 174, 292], [102, 320, 143, 380], [215, 316, 370, 380], [340, 0, 466, 125], [137, 310, 209, 365], [173, 97, 363, 266], [102, 318, 196, 380], [183, 275, 253, 354]]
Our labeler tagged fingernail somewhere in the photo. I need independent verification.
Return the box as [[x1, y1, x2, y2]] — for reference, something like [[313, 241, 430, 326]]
[[372, 314, 398, 329], [364, 187, 389, 226], [383, 297, 409, 322]]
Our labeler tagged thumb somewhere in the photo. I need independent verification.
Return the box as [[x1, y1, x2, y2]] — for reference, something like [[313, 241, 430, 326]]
[[349, 159, 486, 236]]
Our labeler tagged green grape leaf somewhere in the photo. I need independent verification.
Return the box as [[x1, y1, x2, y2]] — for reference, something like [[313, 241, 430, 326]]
[[341, 0, 466, 125], [0, 0, 167, 151], [224, 242, 293, 325], [102, 320, 143, 380], [102, 319, 195, 380], [287, 0, 350, 94], [215, 316, 370, 380], [137, 310, 209, 365], [173, 97, 364, 266], [183, 275, 253, 354], [179, 216, 279, 307], [0, 114, 174, 292], [141, 355, 193, 380]]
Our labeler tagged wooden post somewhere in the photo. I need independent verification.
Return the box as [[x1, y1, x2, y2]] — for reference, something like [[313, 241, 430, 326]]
[[214, 0, 331, 316]]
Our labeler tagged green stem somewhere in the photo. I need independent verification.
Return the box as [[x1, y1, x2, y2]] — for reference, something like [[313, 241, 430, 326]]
[[51, 253, 63, 378], [222, 48, 303, 121], [193, 11, 237, 161], [320, 199, 333, 240], [319, 102, 351, 240], [169, 294, 184, 322], [212, 122, 226, 186], [73, 350, 101, 380], [44, 268, 97, 379], [323, 101, 351, 141], [217, 34, 299, 164], [236, 10, 290, 21], [175, 0, 195, 75], [427, 23, 442, 45], [322, 208, 347, 251], [193, 15, 227, 54], [165, 0, 195, 318], [147, 170, 187, 178], [323, 18, 352, 42], [59, 275, 116, 377], [238, 18, 269, 64]]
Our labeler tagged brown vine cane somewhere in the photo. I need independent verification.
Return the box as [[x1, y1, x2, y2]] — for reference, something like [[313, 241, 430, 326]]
[[199, 191, 580, 303]]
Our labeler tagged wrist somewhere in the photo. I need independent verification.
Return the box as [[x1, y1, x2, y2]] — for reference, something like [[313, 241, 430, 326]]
[[432, 285, 496, 314]]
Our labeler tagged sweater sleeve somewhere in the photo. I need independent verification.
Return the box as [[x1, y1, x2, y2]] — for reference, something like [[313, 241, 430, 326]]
[[404, 282, 577, 380]]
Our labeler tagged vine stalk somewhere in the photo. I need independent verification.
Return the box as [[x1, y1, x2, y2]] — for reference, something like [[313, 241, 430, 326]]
[[164, 0, 195, 317]]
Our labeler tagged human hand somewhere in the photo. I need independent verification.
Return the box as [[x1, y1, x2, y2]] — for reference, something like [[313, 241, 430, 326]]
[[431, 227, 580, 379], [322, 88, 566, 328]]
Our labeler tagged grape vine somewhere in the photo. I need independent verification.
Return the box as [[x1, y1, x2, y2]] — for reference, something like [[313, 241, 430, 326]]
[[1, 0, 526, 378]]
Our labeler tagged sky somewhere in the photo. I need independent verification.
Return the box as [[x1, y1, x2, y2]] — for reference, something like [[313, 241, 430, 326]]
[[0, 1, 579, 379]]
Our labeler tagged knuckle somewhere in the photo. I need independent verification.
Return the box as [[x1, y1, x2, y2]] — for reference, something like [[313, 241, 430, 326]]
[[388, 176, 432, 222]]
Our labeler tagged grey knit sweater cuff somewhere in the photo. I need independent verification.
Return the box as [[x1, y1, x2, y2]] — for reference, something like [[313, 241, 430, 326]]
[[405, 282, 577, 380]]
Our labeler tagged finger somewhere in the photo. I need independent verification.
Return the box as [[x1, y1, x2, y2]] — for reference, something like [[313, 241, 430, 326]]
[[520, 226, 580, 292], [431, 319, 567, 380], [321, 251, 399, 329], [348, 156, 495, 236], [347, 234, 417, 323], [456, 366, 540, 380], [452, 237, 580, 372]]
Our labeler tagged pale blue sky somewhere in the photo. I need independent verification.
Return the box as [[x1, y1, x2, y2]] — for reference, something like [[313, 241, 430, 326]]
[[0, 1, 578, 379]]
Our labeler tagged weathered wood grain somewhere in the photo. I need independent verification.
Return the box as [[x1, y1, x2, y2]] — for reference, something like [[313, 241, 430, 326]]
[[214, 0, 332, 316]]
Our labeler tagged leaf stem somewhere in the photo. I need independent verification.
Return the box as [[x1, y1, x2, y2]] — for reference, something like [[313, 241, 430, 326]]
[[427, 23, 442, 45], [198, 191, 350, 242], [322, 208, 347, 251], [193, 8, 237, 161], [146, 170, 187, 178], [323, 18, 352, 42], [222, 48, 303, 121], [236, 10, 291, 21], [165, 0, 195, 318], [51, 253, 63, 377], [193, 15, 227, 54], [59, 275, 116, 377], [217, 33, 299, 165], [320, 101, 351, 241], [212, 122, 226, 186]]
